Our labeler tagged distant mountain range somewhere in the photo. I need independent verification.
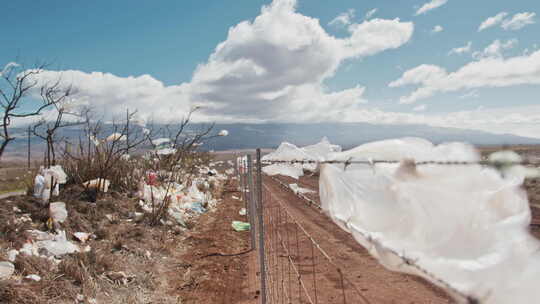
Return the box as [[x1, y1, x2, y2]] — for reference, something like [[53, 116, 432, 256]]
[[4, 123, 539, 159]]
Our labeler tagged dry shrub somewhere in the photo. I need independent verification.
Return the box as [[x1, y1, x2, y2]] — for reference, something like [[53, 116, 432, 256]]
[[0, 281, 42, 304], [59, 250, 116, 284], [14, 255, 54, 278]]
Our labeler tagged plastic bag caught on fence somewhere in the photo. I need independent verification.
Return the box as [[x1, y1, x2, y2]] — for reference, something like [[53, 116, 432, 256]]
[[319, 137, 540, 303], [262, 138, 342, 178]]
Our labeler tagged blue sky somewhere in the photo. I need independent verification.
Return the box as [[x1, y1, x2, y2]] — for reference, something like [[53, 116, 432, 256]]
[[1, 0, 539, 138]]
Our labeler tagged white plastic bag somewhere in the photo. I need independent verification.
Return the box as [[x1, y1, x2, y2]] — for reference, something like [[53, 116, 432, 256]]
[[34, 174, 45, 198], [320, 138, 540, 303]]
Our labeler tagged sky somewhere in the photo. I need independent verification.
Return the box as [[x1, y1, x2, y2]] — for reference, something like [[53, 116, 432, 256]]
[[1, 0, 539, 139]]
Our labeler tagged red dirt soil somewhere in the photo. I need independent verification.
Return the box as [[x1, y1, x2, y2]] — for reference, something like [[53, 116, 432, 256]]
[[262, 175, 452, 303]]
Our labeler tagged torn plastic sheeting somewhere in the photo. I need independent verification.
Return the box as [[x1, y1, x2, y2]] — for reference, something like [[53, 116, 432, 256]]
[[0, 261, 14, 280], [42, 165, 67, 185], [151, 137, 170, 147], [289, 183, 315, 195], [83, 178, 111, 193], [156, 148, 177, 155], [168, 209, 187, 227], [34, 174, 46, 199], [106, 132, 126, 142], [27, 230, 79, 257], [263, 164, 304, 179], [319, 137, 540, 303], [188, 202, 206, 214], [262, 138, 342, 178], [232, 221, 250, 231], [263, 142, 315, 174], [49, 202, 68, 223]]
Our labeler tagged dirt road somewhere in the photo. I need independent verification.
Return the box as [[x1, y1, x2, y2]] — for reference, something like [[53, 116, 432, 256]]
[[262, 176, 452, 303]]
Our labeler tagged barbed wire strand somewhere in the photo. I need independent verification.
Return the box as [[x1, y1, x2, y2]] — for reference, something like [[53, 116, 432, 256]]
[[266, 175, 481, 304], [262, 159, 540, 168], [264, 182, 372, 304]]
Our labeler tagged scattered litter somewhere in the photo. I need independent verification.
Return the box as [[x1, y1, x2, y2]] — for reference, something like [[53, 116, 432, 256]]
[[7, 250, 18, 262], [218, 129, 229, 136], [12, 206, 21, 213], [188, 202, 206, 214], [0, 261, 15, 280], [83, 178, 111, 192], [73, 232, 91, 243], [239, 208, 247, 216], [106, 132, 126, 142], [24, 274, 41, 282], [105, 271, 135, 285], [27, 229, 79, 257], [232, 195, 240, 200], [105, 214, 118, 223], [33, 174, 45, 199], [289, 183, 315, 195], [49, 202, 68, 223], [231, 221, 250, 231]]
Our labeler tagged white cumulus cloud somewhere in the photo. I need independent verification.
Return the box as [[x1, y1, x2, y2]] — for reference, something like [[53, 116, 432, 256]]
[[415, 0, 448, 16], [431, 25, 443, 33], [478, 12, 508, 31], [26, 0, 414, 125], [390, 49, 540, 104], [365, 8, 378, 20], [329, 9, 355, 27], [472, 39, 518, 59], [501, 12, 536, 31], [448, 41, 472, 55], [413, 104, 427, 111]]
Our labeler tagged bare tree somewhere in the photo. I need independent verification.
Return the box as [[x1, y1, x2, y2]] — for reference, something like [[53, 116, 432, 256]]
[[31, 81, 88, 167], [0, 62, 59, 161]]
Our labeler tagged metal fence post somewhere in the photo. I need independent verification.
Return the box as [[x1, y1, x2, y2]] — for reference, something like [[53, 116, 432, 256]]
[[256, 148, 267, 304], [247, 155, 256, 249]]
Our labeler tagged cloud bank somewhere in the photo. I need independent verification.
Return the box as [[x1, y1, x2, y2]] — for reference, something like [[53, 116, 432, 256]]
[[18, 0, 540, 140]]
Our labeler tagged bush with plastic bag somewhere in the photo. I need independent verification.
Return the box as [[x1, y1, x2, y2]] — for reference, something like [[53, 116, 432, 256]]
[[137, 166, 226, 226], [34, 165, 68, 203], [319, 137, 540, 303]]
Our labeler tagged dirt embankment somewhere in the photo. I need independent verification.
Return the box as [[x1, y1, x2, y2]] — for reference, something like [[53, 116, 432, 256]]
[[0, 175, 251, 303]]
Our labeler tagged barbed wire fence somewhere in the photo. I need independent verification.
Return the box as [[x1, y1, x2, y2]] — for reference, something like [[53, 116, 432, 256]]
[[238, 149, 540, 304]]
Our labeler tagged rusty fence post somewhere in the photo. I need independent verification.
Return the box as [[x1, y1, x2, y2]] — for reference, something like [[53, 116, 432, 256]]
[[256, 148, 267, 304]]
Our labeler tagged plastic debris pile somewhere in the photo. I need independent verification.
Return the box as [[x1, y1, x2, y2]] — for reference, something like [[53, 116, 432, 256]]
[[137, 165, 228, 227]]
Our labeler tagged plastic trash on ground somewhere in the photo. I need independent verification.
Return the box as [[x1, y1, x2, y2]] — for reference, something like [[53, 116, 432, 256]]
[[27, 230, 79, 257], [24, 274, 41, 282], [289, 183, 315, 195], [0, 261, 15, 280], [188, 202, 206, 214], [73, 232, 91, 243], [231, 221, 250, 231], [239, 208, 247, 216], [83, 178, 111, 193], [319, 137, 540, 303], [106, 132, 126, 142], [49, 202, 68, 223]]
